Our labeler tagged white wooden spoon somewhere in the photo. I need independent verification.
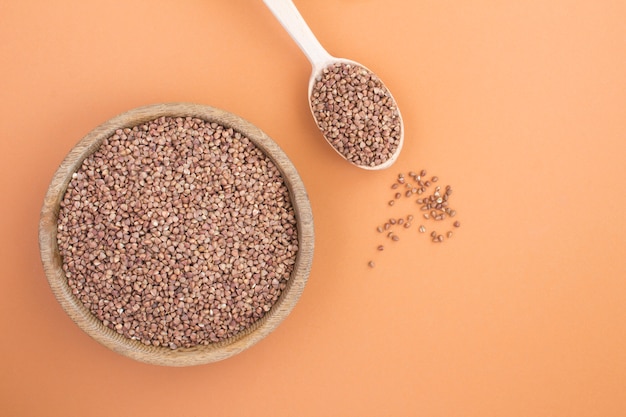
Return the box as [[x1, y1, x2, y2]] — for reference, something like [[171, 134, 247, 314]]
[[263, 0, 404, 170]]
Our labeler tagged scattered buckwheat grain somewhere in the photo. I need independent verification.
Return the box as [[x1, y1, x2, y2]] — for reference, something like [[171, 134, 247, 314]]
[[369, 169, 461, 267]]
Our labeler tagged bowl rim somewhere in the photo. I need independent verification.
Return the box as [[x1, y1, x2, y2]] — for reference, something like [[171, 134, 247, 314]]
[[39, 102, 314, 366]]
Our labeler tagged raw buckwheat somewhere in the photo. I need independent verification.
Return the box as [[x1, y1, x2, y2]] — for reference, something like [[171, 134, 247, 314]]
[[310, 62, 401, 168], [57, 116, 299, 349]]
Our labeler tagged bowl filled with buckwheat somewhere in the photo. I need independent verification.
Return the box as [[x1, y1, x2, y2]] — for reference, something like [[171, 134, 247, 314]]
[[39, 103, 314, 366]]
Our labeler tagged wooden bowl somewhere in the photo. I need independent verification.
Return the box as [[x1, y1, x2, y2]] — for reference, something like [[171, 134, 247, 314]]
[[39, 103, 314, 366]]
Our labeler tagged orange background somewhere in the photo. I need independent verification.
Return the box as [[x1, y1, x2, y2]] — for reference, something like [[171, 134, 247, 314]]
[[1, 1, 625, 416]]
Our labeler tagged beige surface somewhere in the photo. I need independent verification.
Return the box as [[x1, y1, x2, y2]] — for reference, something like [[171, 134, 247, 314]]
[[1, 0, 625, 416]]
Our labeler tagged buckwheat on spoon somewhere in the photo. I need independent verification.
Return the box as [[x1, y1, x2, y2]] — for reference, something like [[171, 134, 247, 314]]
[[263, 0, 404, 170]]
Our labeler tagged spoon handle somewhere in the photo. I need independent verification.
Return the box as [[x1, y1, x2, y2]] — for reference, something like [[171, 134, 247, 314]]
[[263, 0, 333, 67]]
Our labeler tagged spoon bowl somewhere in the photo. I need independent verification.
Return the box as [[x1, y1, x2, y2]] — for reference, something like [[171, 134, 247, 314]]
[[263, 0, 404, 170]]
